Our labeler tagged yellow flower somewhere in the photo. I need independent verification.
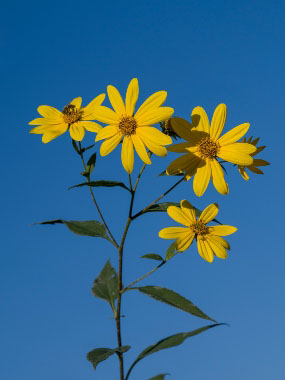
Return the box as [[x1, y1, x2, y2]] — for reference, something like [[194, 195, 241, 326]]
[[159, 200, 237, 263], [93, 78, 174, 173], [166, 104, 257, 196], [29, 95, 105, 143], [238, 136, 270, 180]]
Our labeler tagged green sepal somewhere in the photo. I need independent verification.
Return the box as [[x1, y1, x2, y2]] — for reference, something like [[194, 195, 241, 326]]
[[68, 180, 130, 192], [87, 345, 130, 370], [125, 324, 223, 380], [165, 242, 177, 261], [133, 286, 216, 321], [141, 254, 164, 261], [92, 260, 119, 310]]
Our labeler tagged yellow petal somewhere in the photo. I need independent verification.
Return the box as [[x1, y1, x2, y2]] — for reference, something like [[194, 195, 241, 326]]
[[131, 134, 151, 164], [29, 117, 61, 125], [210, 159, 229, 194], [210, 104, 227, 141], [135, 91, 167, 119], [82, 94, 105, 119], [69, 123, 85, 141], [107, 85, 126, 115], [184, 155, 204, 178], [167, 142, 190, 153], [136, 129, 167, 156], [193, 160, 211, 197], [121, 136, 134, 173], [95, 125, 119, 141], [199, 203, 219, 224], [42, 128, 67, 143], [37, 105, 62, 119], [70, 97, 82, 110], [208, 225, 237, 236], [218, 123, 250, 146], [167, 206, 192, 226], [137, 126, 172, 145], [137, 107, 174, 126], [92, 106, 119, 124], [238, 166, 249, 180], [206, 236, 228, 259], [252, 159, 270, 167], [207, 235, 230, 250], [176, 232, 195, 252], [197, 237, 214, 262], [30, 123, 67, 134], [167, 152, 201, 175], [78, 121, 102, 133], [159, 227, 188, 239], [170, 117, 194, 141], [100, 133, 122, 156], [218, 143, 255, 165], [125, 78, 139, 116], [180, 200, 196, 223], [191, 106, 210, 133]]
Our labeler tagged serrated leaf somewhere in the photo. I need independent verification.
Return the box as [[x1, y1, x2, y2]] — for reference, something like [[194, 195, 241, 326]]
[[149, 374, 169, 380], [69, 180, 130, 192], [92, 260, 118, 309], [125, 324, 222, 379], [165, 242, 177, 261], [134, 286, 216, 321], [38, 219, 113, 244], [141, 254, 164, 261], [87, 345, 130, 370]]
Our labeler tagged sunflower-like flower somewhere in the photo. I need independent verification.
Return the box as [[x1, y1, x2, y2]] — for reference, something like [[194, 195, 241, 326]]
[[159, 200, 237, 263], [166, 104, 257, 196], [93, 78, 174, 173], [29, 95, 105, 143], [238, 136, 270, 180]]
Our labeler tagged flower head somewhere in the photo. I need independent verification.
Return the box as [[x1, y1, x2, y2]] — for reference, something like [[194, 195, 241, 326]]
[[166, 104, 256, 196], [238, 136, 270, 180], [29, 95, 105, 143], [159, 200, 237, 263], [93, 78, 174, 173]]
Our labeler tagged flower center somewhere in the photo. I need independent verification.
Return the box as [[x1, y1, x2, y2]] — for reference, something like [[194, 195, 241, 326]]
[[62, 104, 82, 124], [197, 137, 219, 159], [190, 220, 207, 235], [118, 115, 137, 136]]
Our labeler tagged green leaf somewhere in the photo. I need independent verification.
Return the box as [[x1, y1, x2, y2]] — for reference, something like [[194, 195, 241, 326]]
[[86, 152, 97, 174], [69, 180, 130, 192], [81, 144, 95, 153], [141, 254, 164, 261], [87, 345, 130, 370], [126, 324, 222, 379], [145, 202, 180, 213], [72, 139, 80, 154], [92, 260, 118, 309], [38, 219, 113, 244], [159, 170, 184, 177], [149, 374, 169, 380], [165, 242, 177, 261], [134, 286, 216, 321]]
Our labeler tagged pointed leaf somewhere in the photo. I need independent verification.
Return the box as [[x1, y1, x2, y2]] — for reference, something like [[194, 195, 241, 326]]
[[134, 286, 216, 321], [87, 345, 130, 370], [85, 152, 97, 175], [141, 254, 164, 261], [149, 374, 169, 380], [145, 202, 180, 213], [72, 139, 80, 154], [159, 170, 184, 177], [38, 219, 113, 244], [69, 180, 130, 192], [126, 324, 223, 379], [165, 241, 177, 261], [92, 260, 118, 308]]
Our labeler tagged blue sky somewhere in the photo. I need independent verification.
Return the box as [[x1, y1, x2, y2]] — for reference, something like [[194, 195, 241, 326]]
[[1, 0, 284, 379]]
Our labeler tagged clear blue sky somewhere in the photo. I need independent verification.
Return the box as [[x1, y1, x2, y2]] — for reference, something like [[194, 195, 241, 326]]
[[1, 0, 283, 379]]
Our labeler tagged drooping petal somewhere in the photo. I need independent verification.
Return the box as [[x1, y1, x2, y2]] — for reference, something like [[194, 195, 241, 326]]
[[69, 122, 85, 141], [176, 231, 195, 251], [210, 159, 229, 194], [70, 97, 82, 110], [180, 200, 196, 223], [137, 107, 174, 126], [42, 128, 67, 143], [121, 136, 134, 173], [207, 235, 230, 250], [37, 105, 62, 119], [136, 129, 167, 156], [184, 155, 204, 178], [131, 134, 151, 164], [78, 121, 102, 133], [197, 236, 214, 262], [92, 106, 119, 124], [193, 160, 211, 197], [125, 78, 139, 116], [167, 206, 192, 226], [208, 225, 237, 236], [199, 203, 219, 224], [82, 94, 106, 119], [218, 123, 250, 146], [167, 152, 201, 175], [159, 227, 188, 239], [137, 126, 172, 145], [95, 125, 119, 141], [210, 104, 227, 141], [100, 133, 122, 156], [206, 236, 228, 259], [238, 166, 249, 180], [218, 143, 256, 165], [191, 106, 210, 133], [135, 91, 167, 119], [107, 85, 126, 115]]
